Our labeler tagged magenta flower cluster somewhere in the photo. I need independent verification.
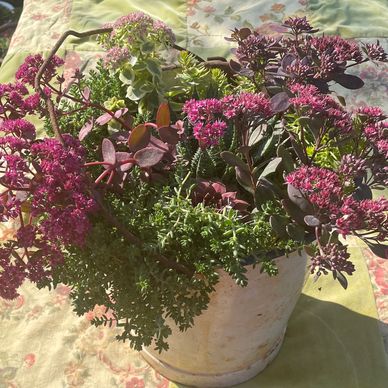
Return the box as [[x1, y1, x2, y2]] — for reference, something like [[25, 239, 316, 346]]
[[230, 16, 387, 93], [283, 16, 315, 34], [0, 123, 95, 299], [290, 83, 352, 133], [0, 55, 97, 299], [183, 93, 272, 146], [15, 53, 64, 87], [0, 82, 40, 118], [286, 166, 343, 218], [30, 135, 96, 246], [286, 165, 388, 274]]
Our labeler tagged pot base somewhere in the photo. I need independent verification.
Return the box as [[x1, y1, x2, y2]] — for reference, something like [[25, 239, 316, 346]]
[[141, 333, 285, 387]]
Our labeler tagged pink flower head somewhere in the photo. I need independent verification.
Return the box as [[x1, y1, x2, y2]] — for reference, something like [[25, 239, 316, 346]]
[[290, 83, 352, 133], [336, 197, 388, 240], [110, 12, 175, 45], [310, 243, 355, 276], [16, 225, 36, 248], [183, 98, 224, 123], [104, 47, 130, 68], [221, 93, 272, 119], [286, 166, 343, 217], [310, 35, 363, 64], [16, 54, 64, 86], [193, 120, 227, 147], [29, 134, 96, 246], [183, 93, 272, 147], [364, 42, 387, 62], [1, 119, 36, 139], [283, 16, 315, 33], [357, 106, 386, 123]]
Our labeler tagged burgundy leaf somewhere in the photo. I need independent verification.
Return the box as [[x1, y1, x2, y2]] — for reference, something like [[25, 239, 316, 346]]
[[149, 136, 169, 152], [221, 151, 249, 171], [229, 59, 242, 72], [115, 152, 134, 172], [78, 119, 94, 141], [96, 112, 113, 126], [134, 147, 165, 168], [211, 182, 227, 194], [238, 27, 252, 40], [158, 126, 180, 145], [304, 215, 321, 227], [102, 138, 116, 165], [156, 103, 171, 128], [128, 124, 151, 152], [287, 184, 313, 213]]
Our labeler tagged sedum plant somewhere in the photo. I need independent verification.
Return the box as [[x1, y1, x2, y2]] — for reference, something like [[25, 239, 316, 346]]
[[0, 13, 387, 351]]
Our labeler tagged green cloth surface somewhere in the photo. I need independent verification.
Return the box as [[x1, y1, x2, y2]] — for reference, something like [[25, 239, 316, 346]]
[[309, 0, 388, 38], [230, 241, 388, 387], [0, 1, 387, 387]]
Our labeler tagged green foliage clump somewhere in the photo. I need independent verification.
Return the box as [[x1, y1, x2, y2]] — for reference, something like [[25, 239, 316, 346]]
[[43, 176, 296, 352]]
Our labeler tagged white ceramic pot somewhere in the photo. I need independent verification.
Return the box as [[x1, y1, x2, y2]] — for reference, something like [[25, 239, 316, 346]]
[[141, 249, 308, 387]]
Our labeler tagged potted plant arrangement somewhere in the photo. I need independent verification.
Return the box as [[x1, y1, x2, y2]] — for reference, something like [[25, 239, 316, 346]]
[[0, 12, 387, 387]]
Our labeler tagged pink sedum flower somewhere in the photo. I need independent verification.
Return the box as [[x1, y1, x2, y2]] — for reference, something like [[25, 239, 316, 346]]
[[286, 166, 343, 217]]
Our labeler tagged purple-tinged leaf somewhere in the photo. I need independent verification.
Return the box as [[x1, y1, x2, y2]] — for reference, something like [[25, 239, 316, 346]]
[[248, 124, 267, 146], [281, 199, 306, 226], [333, 73, 364, 90], [78, 120, 94, 141], [158, 126, 180, 145], [270, 92, 290, 113], [128, 124, 151, 152], [286, 223, 305, 242], [220, 151, 248, 171], [229, 59, 242, 72], [134, 147, 165, 168], [82, 87, 90, 101], [304, 215, 321, 227], [111, 131, 130, 144], [352, 183, 372, 201], [287, 184, 313, 213], [235, 166, 254, 194], [269, 215, 288, 238], [333, 270, 348, 289], [366, 242, 388, 259], [96, 112, 113, 126], [238, 67, 254, 77], [102, 138, 116, 165], [149, 136, 169, 152], [259, 157, 283, 179], [238, 27, 251, 40], [281, 54, 296, 70], [114, 108, 128, 119], [115, 152, 134, 172]]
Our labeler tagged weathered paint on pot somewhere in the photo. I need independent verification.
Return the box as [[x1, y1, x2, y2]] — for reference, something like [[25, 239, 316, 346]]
[[141, 249, 308, 387]]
